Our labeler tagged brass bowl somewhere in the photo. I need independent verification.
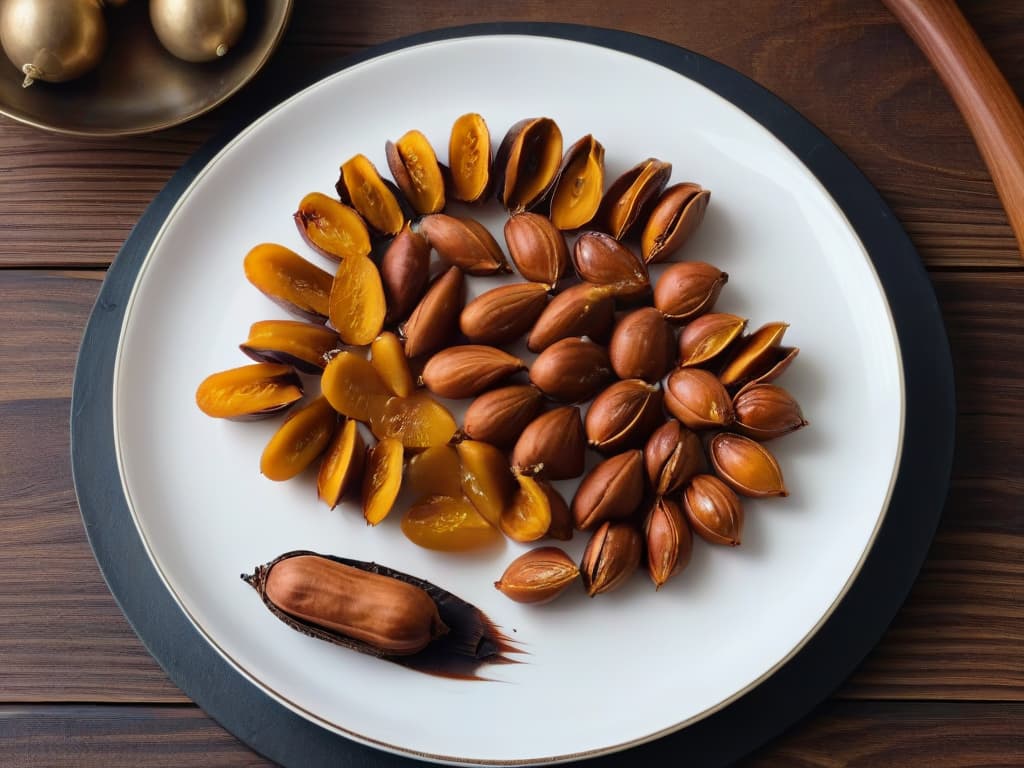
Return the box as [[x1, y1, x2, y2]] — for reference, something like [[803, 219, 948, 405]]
[[0, 0, 292, 136]]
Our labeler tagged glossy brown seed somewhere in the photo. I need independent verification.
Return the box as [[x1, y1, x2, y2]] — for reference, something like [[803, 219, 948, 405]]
[[654, 262, 728, 323], [644, 419, 706, 495], [572, 449, 646, 531], [400, 266, 465, 359], [608, 307, 676, 382], [580, 521, 643, 596], [421, 345, 526, 399], [459, 282, 549, 345], [529, 337, 613, 403], [683, 474, 743, 546], [262, 554, 447, 655], [293, 192, 372, 262], [585, 379, 664, 454], [495, 547, 579, 604], [664, 368, 735, 430], [504, 212, 570, 287], [719, 322, 799, 389], [527, 282, 615, 352], [240, 320, 340, 374], [572, 231, 650, 298], [511, 406, 586, 481], [645, 497, 693, 589], [195, 363, 303, 420], [385, 129, 445, 215], [419, 213, 511, 276], [463, 385, 544, 448], [708, 433, 788, 498], [494, 117, 564, 212], [733, 383, 808, 441], [641, 183, 711, 264], [448, 112, 492, 204], [243, 243, 333, 324], [598, 158, 672, 239], [380, 223, 430, 323], [336, 154, 406, 236], [678, 313, 747, 368], [549, 134, 606, 231]]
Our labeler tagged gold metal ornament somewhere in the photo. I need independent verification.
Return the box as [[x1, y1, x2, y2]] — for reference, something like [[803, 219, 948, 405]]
[[149, 0, 247, 63], [0, 0, 107, 87]]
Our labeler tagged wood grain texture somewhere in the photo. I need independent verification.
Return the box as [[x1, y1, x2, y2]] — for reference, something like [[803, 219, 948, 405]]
[[0, 271, 1019, 704], [0, 0, 1022, 269], [884, 0, 1024, 258], [1, 0, 1022, 764], [0, 702, 1018, 768]]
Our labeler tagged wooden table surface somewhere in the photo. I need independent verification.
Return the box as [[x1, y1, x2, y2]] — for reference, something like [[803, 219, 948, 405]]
[[1, 1, 1022, 765]]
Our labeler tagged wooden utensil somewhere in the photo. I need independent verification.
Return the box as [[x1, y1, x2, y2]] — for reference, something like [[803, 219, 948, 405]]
[[883, 0, 1024, 258]]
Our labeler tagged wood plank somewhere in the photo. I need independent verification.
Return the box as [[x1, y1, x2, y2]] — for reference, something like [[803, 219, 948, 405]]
[[0, 0, 1022, 269], [0, 702, 1018, 767], [0, 270, 1019, 703], [743, 701, 1024, 767]]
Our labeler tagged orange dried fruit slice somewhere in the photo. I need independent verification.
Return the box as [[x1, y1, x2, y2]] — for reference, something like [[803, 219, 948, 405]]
[[456, 440, 515, 529], [401, 496, 502, 551], [362, 438, 404, 525], [317, 418, 366, 509], [370, 332, 415, 397], [321, 351, 390, 423], [260, 396, 337, 482], [367, 393, 457, 449]]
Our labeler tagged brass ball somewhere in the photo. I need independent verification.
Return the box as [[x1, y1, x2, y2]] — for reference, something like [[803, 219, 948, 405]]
[[0, 0, 107, 87], [149, 0, 246, 63]]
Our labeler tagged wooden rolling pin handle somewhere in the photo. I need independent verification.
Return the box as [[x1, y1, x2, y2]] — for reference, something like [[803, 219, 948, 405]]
[[883, 0, 1024, 258]]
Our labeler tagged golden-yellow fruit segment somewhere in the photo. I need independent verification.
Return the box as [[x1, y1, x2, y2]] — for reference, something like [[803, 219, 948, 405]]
[[405, 445, 462, 502], [294, 192, 372, 261], [550, 136, 605, 230], [362, 438, 404, 525], [368, 394, 457, 448], [240, 319, 340, 373], [339, 154, 405, 236], [317, 418, 366, 509], [260, 396, 337, 481], [243, 243, 333, 323], [456, 440, 514, 529], [328, 255, 386, 346], [370, 332, 415, 397], [448, 112, 491, 203], [401, 496, 502, 551], [321, 351, 390, 423], [195, 363, 303, 420], [391, 130, 445, 214], [501, 471, 553, 542]]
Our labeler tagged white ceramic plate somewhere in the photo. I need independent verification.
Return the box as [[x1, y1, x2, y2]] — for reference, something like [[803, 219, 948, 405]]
[[109, 33, 903, 765]]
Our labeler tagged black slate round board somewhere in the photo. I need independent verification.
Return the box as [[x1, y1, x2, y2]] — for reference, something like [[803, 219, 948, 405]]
[[71, 23, 956, 767]]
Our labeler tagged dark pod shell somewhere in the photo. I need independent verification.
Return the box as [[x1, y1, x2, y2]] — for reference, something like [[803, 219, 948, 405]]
[[243, 550, 518, 676], [494, 117, 564, 213]]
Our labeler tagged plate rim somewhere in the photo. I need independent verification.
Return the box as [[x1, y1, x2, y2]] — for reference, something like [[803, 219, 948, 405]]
[[71, 22, 956, 768]]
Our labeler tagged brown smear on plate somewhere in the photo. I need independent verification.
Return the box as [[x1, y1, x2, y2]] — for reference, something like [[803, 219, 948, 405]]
[[242, 550, 522, 680]]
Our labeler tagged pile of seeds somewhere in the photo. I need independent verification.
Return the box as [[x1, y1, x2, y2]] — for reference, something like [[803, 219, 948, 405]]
[[195, 114, 807, 604]]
